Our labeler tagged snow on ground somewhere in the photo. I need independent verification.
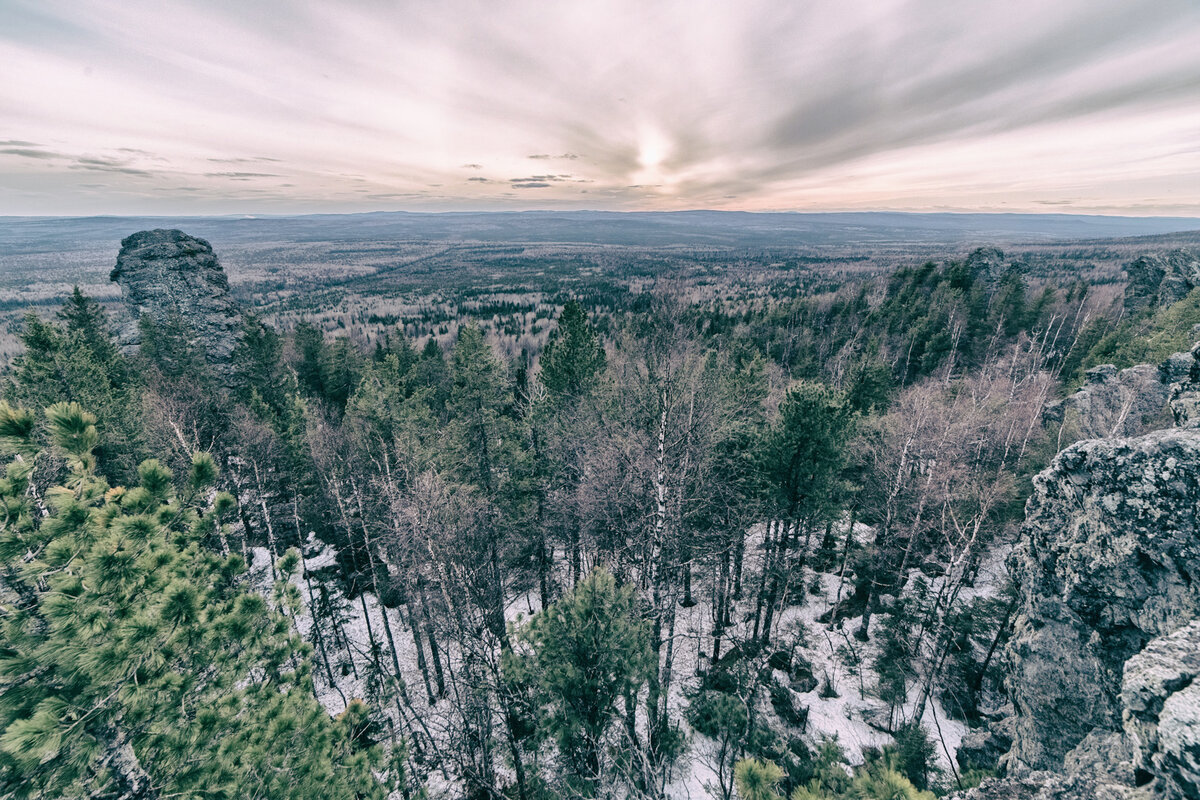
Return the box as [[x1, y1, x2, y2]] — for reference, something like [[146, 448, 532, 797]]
[[248, 517, 1007, 799]]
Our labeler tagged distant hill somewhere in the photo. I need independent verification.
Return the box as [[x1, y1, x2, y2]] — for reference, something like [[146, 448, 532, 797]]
[[3, 210, 1199, 254]]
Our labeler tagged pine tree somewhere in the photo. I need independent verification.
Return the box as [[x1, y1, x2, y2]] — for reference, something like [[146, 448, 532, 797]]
[[7, 294, 144, 484], [319, 337, 362, 411], [0, 402, 394, 799], [755, 381, 852, 645], [445, 324, 528, 642], [507, 568, 652, 797], [234, 314, 286, 414], [733, 758, 785, 800]]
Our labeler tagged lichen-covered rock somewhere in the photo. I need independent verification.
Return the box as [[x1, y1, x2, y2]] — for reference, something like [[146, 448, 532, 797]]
[[1064, 730, 1137, 786], [1124, 250, 1200, 314], [946, 771, 1143, 800], [1043, 363, 1174, 440], [1004, 427, 1200, 771], [1168, 343, 1200, 428], [1122, 621, 1200, 800], [110, 229, 242, 376], [957, 716, 1015, 772]]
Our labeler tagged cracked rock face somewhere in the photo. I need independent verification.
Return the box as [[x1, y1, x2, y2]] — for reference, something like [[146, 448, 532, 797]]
[[110, 229, 242, 375], [1004, 427, 1200, 772], [1122, 621, 1200, 800]]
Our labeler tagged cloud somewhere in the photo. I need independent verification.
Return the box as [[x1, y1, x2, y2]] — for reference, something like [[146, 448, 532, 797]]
[[207, 156, 282, 163], [0, 147, 64, 159], [1, 0, 1198, 214], [204, 171, 280, 179], [69, 155, 154, 176]]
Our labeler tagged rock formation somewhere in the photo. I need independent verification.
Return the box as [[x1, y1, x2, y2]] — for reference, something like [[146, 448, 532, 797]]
[[1124, 250, 1200, 314], [1122, 621, 1200, 800], [1169, 342, 1200, 428], [965, 246, 1020, 289], [110, 229, 242, 376], [1043, 363, 1174, 440], [1043, 344, 1197, 442], [951, 341, 1200, 800], [1004, 426, 1200, 771]]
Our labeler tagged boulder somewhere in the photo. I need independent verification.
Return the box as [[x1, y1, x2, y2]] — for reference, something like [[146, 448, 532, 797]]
[[1122, 621, 1200, 800], [789, 654, 818, 694], [1004, 427, 1200, 771], [1063, 730, 1137, 786], [965, 246, 1012, 289], [110, 229, 242, 378]]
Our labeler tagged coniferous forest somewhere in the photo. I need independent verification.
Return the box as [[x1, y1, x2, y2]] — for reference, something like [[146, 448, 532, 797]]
[[4, 226, 1198, 800]]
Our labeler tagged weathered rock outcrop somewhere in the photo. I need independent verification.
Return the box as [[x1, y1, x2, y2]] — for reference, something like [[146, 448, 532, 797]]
[[1122, 621, 1200, 800], [1169, 343, 1200, 428], [1124, 250, 1200, 314], [1043, 363, 1174, 440], [110, 229, 242, 375], [947, 771, 1142, 800], [957, 715, 1015, 773], [965, 246, 1021, 289], [1004, 427, 1200, 772]]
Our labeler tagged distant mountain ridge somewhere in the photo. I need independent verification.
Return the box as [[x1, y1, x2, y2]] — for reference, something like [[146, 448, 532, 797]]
[[3, 210, 1199, 254]]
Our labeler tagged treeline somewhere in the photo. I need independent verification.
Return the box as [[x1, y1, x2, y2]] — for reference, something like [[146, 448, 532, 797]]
[[0, 247, 1158, 799]]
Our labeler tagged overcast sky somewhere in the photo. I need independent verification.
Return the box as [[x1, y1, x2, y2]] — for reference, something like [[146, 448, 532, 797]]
[[2, 0, 1199, 216]]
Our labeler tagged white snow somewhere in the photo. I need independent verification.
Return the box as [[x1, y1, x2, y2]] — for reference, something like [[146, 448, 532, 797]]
[[247, 515, 1009, 799]]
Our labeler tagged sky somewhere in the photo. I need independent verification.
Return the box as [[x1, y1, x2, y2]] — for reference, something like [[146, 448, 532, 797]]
[[2, 0, 1200, 216]]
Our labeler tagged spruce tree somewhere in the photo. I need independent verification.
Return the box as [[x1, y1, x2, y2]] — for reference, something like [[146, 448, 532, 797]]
[[539, 300, 605, 400]]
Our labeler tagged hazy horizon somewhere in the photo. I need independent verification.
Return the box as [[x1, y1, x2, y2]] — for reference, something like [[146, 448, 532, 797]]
[[3, 1, 1199, 217]]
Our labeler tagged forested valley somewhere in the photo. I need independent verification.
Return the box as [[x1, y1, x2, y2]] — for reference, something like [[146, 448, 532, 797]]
[[3, 229, 1199, 800]]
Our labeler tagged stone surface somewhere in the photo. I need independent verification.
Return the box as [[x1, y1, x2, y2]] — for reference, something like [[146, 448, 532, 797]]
[[965, 246, 1019, 289], [1064, 730, 1137, 786], [1122, 621, 1200, 800], [1004, 427, 1200, 772], [110, 229, 242, 376], [1043, 363, 1174, 440], [1124, 250, 1200, 314], [1168, 343, 1200, 428], [957, 716, 1014, 772], [946, 772, 1144, 800]]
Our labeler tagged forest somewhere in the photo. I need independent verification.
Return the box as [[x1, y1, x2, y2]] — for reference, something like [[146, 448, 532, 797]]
[[1, 235, 1197, 800]]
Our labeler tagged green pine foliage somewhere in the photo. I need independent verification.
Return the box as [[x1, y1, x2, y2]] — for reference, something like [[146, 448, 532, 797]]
[[507, 567, 652, 797], [539, 300, 606, 399], [6, 291, 144, 483], [0, 402, 390, 799], [1068, 287, 1200, 384], [734, 757, 786, 800]]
